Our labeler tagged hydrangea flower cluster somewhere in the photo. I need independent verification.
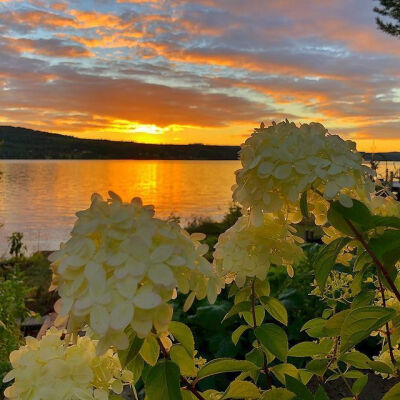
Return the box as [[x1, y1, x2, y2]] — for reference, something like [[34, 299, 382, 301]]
[[232, 120, 374, 225], [3, 327, 132, 400], [213, 213, 304, 286], [50, 192, 222, 353]]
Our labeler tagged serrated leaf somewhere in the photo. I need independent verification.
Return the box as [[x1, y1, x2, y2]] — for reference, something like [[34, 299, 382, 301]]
[[314, 237, 351, 290], [260, 296, 288, 325], [169, 321, 195, 357], [197, 358, 258, 380], [145, 360, 183, 400], [340, 306, 396, 352], [255, 323, 288, 362]]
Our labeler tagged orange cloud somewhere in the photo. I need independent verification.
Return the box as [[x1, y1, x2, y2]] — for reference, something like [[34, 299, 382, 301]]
[[2, 37, 91, 57]]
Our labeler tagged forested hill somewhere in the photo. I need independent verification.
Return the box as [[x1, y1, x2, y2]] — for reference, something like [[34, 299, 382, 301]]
[[0, 126, 240, 160], [1, 126, 399, 161]]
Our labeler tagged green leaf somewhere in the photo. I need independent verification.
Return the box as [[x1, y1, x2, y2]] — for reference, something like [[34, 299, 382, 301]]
[[169, 321, 195, 357], [369, 230, 400, 283], [118, 334, 144, 367], [340, 306, 396, 352], [367, 360, 394, 374], [351, 290, 375, 309], [285, 375, 313, 400], [367, 215, 400, 230], [328, 199, 372, 234], [126, 355, 144, 384], [382, 382, 400, 399], [306, 359, 329, 376], [314, 386, 329, 400], [243, 305, 265, 326], [222, 301, 252, 322], [301, 318, 327, 338], [170, 344, 197, 377], [300, 191, 309, 218], [288, 341, 332, 358], [255, 323, 288, 362], [181, 391, 197, 400], [140, 335, 160, 366], [245, 348, 263, 382], [339, 351, 370, 369], [254, 279, 270, 297], [232, 325, 250, 345], [270, 363, 299, 385], [314, 237, 351, 290], [352, 374, 368, 396], [260, 388, 295, 400], [325, 310, 350, 336], [220, 380, 261, 399], [197, 358, 258, 380], [260, 296, 288, 325], [145, 360, 183, 400]]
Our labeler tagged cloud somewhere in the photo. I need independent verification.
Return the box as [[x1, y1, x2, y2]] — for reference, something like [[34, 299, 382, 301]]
[[0, 0, 399, 147], [1, 36, 91, 57]]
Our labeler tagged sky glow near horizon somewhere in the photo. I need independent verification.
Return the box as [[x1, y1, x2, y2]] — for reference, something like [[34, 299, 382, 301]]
[[0, 0, 399, 150]]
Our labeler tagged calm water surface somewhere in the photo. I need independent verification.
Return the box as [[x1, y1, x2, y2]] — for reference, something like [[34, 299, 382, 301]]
[[0, 160, 240, 253], [0, 159, 398, 254]]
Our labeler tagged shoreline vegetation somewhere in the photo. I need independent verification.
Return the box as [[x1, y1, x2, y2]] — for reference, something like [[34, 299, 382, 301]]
[[1, 125, 400, 161]]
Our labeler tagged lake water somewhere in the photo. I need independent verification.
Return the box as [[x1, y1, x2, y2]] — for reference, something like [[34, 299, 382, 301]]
[[0, 159, 398, 254], [0, 160, 240, 253]]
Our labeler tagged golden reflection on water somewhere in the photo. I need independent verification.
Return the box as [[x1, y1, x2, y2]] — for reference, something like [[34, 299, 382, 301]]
[[0, 159, 398, 253], [0, 160, 240, 252]]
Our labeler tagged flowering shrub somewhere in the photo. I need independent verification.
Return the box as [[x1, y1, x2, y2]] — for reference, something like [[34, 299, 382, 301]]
[[4, 120, 400, 400], [48, 192, 222, 354], [232, 120, 374, 226], [213, 213, 304, 286], [3, 327, 132, 399]]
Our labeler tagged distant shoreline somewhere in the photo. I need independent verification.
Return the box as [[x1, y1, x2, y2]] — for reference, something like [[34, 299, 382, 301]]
[[0, 125, 399, 161]]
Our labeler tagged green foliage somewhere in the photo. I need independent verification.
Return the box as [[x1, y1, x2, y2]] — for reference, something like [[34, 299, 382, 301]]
[[7, 232, 25, 258], [374, 0, 400, 37], [0, 273, 29, 393]]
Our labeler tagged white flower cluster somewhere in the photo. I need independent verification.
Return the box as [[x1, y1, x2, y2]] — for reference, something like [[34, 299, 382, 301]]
[[213, 213, 304, 286], [232, 120, 373, 225], [50, 192, 222, 353], [3, 327, 132, 400]]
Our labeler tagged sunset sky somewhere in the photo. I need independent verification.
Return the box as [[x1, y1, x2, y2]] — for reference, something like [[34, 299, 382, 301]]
[[0, 0, 399, 151]]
